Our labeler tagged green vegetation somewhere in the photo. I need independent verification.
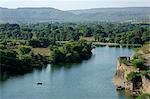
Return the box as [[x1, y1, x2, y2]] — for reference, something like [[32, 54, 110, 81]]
[[0, 22, 149, 79], [17, 45, 31, 55], [126, 72, 139, 81], [126, 72, 142, 89], [0, 23, 149, 45], [141, 70, 150, 76], [29, 39, 55, 48], [118, 57, 131, 65], [116, 44, 150, 96], [0, 48, 31, 73], [136, 93, 150, 99], [119, 56, 145, 69], [0, 44, 50, 74], [51, 41, 92, 64], [0, 40, 92, 74], [131, 58, 144, 69]]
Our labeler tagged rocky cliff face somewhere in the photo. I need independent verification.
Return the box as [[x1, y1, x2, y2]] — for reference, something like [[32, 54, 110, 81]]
[[113, 57, 139, 91], [142, 75, 150, 94], [113, 44, 150, 96]]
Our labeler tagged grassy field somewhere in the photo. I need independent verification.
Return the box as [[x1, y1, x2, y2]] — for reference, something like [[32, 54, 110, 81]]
[[80, 36, 95, 42], [32, 48, 51, 56]]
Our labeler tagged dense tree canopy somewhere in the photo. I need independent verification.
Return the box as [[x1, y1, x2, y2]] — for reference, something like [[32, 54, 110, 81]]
[[0, 22, 149, 74], [0, 23, 149, 44], [51, 41, 92, 64]]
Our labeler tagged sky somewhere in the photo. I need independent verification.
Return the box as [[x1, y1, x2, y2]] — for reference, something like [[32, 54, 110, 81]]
[[0, 0, 149, 10]]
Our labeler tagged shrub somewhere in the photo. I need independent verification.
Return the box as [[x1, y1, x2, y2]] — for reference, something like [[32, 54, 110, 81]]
[[18, 45, 31, 55], [126, 72, 137, 81], [0, 44, 6, 50], [126, 72, 141, 83], [131, 58, 144, 68], [19, 55, 32, 65]]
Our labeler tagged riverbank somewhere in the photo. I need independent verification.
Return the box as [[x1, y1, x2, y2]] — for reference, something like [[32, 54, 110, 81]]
[[56, 41, 142, 48], [113, 44, 150, 98], [92, 42, 141, 48]]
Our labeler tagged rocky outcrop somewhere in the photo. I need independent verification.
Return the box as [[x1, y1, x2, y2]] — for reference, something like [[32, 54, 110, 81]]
[[142, 75, 150, 94], [113, 57, 140, 95], [113, 44, 150, 96]]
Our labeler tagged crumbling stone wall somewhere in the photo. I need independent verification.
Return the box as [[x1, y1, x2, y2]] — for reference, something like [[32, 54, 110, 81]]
[[142, 76, 150, 94]]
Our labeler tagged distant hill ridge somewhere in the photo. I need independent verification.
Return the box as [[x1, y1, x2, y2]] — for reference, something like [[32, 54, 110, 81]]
[[0, 7, 149, 23]]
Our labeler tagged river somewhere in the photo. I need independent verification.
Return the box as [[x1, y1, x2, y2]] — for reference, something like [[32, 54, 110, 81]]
[[0, 47, 133, 99]]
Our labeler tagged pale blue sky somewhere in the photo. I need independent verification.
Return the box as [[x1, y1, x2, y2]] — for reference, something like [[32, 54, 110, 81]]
[[0, 0, 149, 10]]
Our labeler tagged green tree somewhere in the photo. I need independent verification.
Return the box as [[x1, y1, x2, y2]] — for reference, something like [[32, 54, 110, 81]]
[[84, 27, 92, 37], [131, 59, 144, 69], [18, 45, 31, 55]]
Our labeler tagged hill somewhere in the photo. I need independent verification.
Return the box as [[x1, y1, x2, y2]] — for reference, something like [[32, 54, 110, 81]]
[[0, 7, 149, 23], [69, 7, 150, 22], [0, 7, 75, 23]]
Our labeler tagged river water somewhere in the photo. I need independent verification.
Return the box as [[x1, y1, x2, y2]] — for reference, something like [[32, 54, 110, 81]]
[[0, 47, 133, 99]]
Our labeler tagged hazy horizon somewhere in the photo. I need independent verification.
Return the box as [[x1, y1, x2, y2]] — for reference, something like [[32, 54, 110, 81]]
[[0, 0, 149, 10], [0, 6, 150, 11]]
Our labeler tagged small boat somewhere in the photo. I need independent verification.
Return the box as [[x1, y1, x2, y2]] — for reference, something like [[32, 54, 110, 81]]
[[36, 82, 43, 85]]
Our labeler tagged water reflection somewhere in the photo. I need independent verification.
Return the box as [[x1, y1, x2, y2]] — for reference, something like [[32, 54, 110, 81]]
[[50, 55, 94, 73], [0, 73, 9, 82]]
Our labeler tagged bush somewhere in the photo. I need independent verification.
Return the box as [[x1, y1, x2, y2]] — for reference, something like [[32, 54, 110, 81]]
[[18, 45, 31, 55], [0, 44, 7, 50], [119, 57, 131, 65], [19, 55, 32, 65], [126, 72, 141, 83], [126, 72, 137, 81], [141, 70, 150, 76], [131, 59, 144, 68]]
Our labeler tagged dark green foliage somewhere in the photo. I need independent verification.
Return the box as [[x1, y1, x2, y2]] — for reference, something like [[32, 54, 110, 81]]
[[51, 48, 66, 63], [19, 55, 32, 65], [51, 41, 92, 64], [131, 59, 144, 69], [0, 49, 30, 73], [126, 72, 137, 81], [18, 45, 31, 55], [0, 23, 32, 40], [29, 38, 55, 48], [0, 44, 6, 50], [84, 27, 93, 37], [0, 23, 149, 44], [0, 44, 50, 74], [126, 72, 141, 83], [126, 72, 142, 89]]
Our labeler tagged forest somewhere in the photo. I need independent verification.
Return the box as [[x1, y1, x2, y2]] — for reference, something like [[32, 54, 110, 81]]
[[0, 22, 149, 44], [0, 22, 149, 74]]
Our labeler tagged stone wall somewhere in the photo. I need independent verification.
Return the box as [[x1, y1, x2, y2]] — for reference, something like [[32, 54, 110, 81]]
[[113, 57, 139, 91], [117, 57, 139, 80], [142, 75, 150, 94]]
